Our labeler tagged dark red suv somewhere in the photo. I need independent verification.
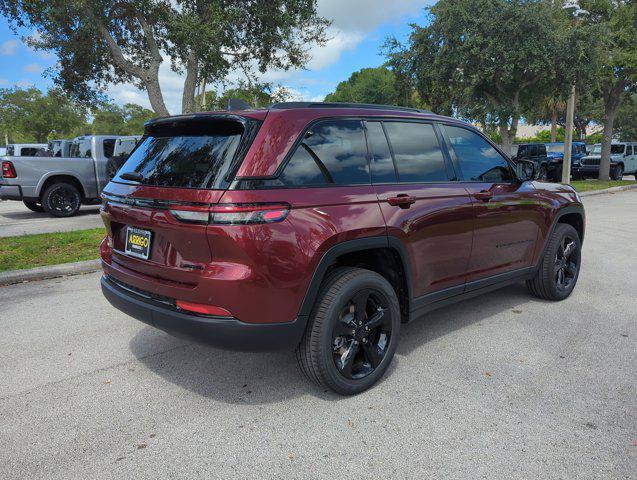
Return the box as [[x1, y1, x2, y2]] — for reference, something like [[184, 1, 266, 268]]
[[100, 102, 584, 394]]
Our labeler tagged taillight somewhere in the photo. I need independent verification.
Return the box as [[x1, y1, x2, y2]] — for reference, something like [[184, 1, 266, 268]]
[[169, 203, 290, 225], [176, 300, 232, 317], [2, 161, 17, 178]]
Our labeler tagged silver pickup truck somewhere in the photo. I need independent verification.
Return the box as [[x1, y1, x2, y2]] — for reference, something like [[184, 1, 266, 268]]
[[0, 135, 137, 217]]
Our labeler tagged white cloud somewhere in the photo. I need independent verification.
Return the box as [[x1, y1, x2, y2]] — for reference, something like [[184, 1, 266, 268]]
[[23, 63, 43, 73], [1, 40, 18, 56], [16, 80, 34, 88], [0, 78, 8, 86], [102, 0, 433, 113]]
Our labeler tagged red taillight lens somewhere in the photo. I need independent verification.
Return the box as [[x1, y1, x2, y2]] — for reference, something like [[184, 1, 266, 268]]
[[176, 300, 232, 317], [2, 161, 17, 178], [210, 203, 290, 224], [169, 203, 290, 225]]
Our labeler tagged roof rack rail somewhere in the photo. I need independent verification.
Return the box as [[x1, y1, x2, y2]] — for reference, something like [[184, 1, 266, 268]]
[[269, 102, 432, 114]]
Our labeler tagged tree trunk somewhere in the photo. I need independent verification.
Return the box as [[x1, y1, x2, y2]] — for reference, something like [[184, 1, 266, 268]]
[[598, 80, 626, 180], [598, 106, 618, 180], [144, 76, 169, 117], [498, 115, 519, 156], [182, 53, 198, 114], [550, 108, 558, 143]]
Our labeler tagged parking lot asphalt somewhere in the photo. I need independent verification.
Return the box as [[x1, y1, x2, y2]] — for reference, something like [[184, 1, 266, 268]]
[[0, 200, 102, 237], [0, 191, 635, 479]]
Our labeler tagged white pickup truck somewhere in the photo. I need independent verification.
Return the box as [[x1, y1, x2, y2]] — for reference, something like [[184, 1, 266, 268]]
[[0, 135, 138, 216]]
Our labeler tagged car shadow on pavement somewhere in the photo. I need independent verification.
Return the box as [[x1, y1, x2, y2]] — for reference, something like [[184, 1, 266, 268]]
[[129, 282, 536, 404]]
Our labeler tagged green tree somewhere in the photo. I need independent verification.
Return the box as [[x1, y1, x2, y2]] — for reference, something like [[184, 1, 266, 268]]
[[0, 1, 329, 116], [614, 94, 637, 140], [385, 0, 600, 154], [91, 102, 154, 135], [0, 87, 86, 143], [580, 0, 637, 179], [324, 67, 417, 107]]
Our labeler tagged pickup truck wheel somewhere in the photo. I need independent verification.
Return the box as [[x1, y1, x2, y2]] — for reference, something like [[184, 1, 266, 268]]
[[23, 201, 44, 213], [42, 182, 81, 217], [537, 165, 548, 181], [296, 267, 401, 395], [527, 223, 581, 301], [610, 164, 623, 180]]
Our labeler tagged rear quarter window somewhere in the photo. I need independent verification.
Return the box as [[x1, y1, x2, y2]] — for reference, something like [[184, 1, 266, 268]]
[[278, 119, 369, 186]]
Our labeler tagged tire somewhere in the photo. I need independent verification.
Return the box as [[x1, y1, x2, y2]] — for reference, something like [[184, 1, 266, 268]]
[[41, 182, 82, 217], [296, 267, 401, 395], [526, 223, 581, 301], [538, 165, 548, 181], [610, 164, 623, 181], [23, 201, 44, 213]]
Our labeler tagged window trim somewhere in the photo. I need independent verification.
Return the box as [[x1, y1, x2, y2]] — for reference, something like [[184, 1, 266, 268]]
[[439, 122, 518, 184], [261, 117, 372, 188], [232, 116, 491, 190]]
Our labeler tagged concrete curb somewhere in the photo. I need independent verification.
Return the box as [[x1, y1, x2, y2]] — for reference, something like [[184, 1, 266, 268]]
[[579, 183, 637, 197], [0, 259, 101, 286]]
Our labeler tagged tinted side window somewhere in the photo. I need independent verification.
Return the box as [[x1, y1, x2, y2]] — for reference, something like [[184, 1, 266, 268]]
[[366, 121, 396, 183], [103, 139, 116, 158], [529, 145, 537, 156], [445, 125, 514, 182], [279, 119, 369, 186], [384, 122, 448, 183], [627, 145, 633, 155], [22, 148, 39, 156], [538, 144, 546, 156]]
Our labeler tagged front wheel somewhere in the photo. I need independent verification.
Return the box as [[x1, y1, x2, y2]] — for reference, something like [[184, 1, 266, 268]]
[[527, 223, 581, 301], [610, 164, 624, 181], [296, 267, 401, 395], [42, 182, 81, 217], [537, 165, 548, 181], [23, 201, 44, 213]]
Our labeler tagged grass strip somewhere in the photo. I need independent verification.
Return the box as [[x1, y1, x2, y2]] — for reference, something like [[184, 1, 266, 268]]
[[0, 228, 104, 272]]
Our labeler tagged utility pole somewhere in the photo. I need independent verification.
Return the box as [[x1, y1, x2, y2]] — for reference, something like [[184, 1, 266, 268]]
[[562, 84, 576, 184]]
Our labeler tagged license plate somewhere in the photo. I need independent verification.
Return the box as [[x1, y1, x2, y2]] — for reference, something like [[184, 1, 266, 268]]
[[124, 227, 152, 260]]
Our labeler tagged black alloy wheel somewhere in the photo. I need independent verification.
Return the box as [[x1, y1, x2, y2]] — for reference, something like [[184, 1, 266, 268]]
[[42, 182, 81, 217], [331, 289, 393, 380], [296, 267, 401, 395], [554, 234, 580, 292], [527, 223, 581, 301]]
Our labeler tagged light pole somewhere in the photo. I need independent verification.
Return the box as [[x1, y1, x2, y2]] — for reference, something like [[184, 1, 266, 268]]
[[561, 1, 588, 185]]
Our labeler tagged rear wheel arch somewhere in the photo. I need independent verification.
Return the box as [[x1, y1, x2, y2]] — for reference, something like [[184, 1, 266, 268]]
[[298, 236, 412, 323], [38, 174, 87, 201]]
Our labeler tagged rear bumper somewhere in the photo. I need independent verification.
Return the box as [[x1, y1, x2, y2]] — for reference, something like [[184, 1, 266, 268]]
[[0, 184, 23, 201], [101, 275, 307, 351]]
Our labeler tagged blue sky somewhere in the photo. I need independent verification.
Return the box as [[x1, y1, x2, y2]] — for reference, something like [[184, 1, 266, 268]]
[[0, 0, 432, 114]]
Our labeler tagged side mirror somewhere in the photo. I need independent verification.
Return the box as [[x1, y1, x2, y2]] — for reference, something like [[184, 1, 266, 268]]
[[515, 159, 536, 182]]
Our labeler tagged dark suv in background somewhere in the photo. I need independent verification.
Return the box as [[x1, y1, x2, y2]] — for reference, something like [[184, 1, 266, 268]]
[[512, 143, 549, 180], [100, 103, 585, 394]]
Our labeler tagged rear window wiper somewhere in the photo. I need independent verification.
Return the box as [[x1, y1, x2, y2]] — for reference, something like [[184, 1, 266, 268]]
[[119, 172, 144, 182]]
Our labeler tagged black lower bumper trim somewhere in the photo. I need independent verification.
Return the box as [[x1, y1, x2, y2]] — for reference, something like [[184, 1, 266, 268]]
[[101, 276, 307, 351]]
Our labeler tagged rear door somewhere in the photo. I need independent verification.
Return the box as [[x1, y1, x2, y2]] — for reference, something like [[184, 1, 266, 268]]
[[441, 124, 541, 283], [101, 116, 258, 290], [370, 120, 474, 298]]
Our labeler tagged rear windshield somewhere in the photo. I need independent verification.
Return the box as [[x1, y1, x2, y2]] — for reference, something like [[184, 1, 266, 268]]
[[113, 118, 258, 189]]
